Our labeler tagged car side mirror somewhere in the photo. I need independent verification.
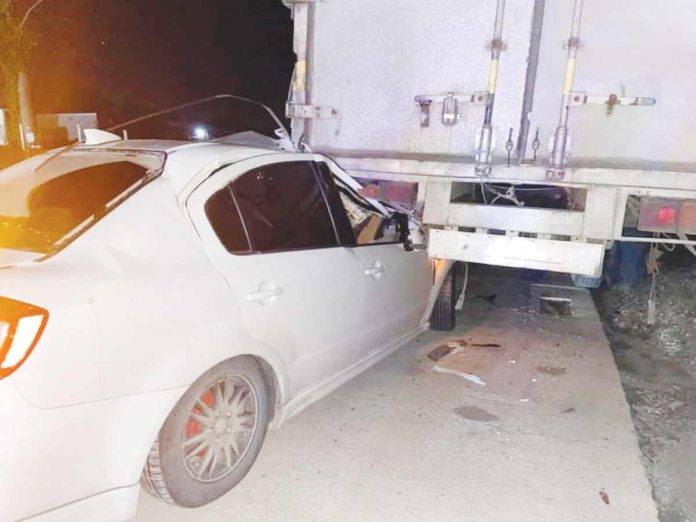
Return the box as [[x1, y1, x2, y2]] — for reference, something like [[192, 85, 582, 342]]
[[394, 212, 413, 252]]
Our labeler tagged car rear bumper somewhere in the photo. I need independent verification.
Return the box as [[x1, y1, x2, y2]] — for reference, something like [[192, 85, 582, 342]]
[[0, 378, 186, 522]]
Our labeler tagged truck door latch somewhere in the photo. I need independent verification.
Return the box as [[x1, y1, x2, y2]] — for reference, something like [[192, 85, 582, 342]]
[[415, 91, 491, 128], [567, 92, 656, 115]]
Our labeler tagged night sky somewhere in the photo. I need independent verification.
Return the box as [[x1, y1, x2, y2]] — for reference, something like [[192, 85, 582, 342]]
[[27, 0, 294, 126]]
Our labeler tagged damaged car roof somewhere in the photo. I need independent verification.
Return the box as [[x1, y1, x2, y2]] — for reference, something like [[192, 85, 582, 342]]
[[59, 139, 287, 196]]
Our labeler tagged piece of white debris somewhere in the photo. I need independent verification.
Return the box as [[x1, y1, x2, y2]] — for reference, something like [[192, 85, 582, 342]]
[[433, 365, 486, 386], [509, 359, 517, 365], [519, 398, 530, 402], [531, 378, 538, 383]]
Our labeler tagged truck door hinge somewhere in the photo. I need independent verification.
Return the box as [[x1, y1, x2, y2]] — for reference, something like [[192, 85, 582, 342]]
[[415, 92, 491, 128], [286, 103, 338, 120]]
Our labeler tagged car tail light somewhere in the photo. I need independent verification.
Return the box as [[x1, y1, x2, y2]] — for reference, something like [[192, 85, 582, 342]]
[[0, 298, 49, 379], [638, 198, 696, 234]]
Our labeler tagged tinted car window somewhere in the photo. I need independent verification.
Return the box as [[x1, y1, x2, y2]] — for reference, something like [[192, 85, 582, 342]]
[[315, 163, 355, 246], [232, 162, 337, 253], [205, 187, 250, 253]]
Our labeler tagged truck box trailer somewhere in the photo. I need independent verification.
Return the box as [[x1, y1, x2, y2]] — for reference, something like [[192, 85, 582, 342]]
[[284, 0, 696, 278]]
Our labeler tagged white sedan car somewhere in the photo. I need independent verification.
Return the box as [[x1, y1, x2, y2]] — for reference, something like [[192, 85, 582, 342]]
[[0, 132, 448, 521]]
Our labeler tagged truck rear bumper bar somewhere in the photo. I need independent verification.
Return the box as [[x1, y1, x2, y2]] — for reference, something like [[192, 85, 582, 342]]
[[429, 229, 605, 277]]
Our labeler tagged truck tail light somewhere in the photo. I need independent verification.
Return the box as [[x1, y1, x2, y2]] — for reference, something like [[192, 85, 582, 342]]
[[0, 298, 49, 379], [679, 202, 696, 234], [638, 198, 696, 234], [638, 199, 679, 232]]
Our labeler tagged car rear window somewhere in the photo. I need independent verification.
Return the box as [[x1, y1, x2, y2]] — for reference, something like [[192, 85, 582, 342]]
[[0, 154, 160, 255]]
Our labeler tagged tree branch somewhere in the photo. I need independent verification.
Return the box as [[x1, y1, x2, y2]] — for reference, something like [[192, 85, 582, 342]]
[[19, 0, 46, 29]]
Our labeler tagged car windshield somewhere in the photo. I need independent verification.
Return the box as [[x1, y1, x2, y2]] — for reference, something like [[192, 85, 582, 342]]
[[0, 150, 164, 255]]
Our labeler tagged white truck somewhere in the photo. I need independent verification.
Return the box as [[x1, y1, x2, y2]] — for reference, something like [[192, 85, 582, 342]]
[[284, 0, 696, 283]]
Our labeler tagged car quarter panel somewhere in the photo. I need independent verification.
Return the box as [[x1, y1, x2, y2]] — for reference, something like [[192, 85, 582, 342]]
[[0, 377, 185, 522]]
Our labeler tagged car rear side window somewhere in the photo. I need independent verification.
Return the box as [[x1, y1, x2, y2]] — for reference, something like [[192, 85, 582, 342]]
[[232, 162, 338, 253], [204, 187, 250, 254]]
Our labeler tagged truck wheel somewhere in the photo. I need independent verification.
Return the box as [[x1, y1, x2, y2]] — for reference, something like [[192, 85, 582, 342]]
[[141, 357, 271, 508], [430, 266, 457, 331]]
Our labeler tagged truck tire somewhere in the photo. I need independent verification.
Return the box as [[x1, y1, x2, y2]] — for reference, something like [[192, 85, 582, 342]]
[[141, 357, 271, 508], [430, 266, 457, 331]]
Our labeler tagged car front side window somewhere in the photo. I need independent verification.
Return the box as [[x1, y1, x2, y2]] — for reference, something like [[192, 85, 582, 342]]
[[316, 163, 402, 247], [230, 161, 339, 254]]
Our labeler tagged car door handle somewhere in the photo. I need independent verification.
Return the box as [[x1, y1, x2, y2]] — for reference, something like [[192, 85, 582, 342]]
[[364, 263, 386, 279], [246, 287, 284, 303]]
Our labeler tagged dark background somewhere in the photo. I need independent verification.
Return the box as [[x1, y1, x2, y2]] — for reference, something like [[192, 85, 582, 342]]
[[26, 0, 294, 126]]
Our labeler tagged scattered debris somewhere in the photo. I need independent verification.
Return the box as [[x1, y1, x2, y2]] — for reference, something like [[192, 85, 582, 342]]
[[561, 407, 576, 414], [599, 489, 610, 505], [454, 406, 499, 422], [540, 296, 573, 316], [455, 264, 469, 311], [476, 293, 497, 304], [537, 366, 568, 376], [433, 365, 486, 386], [428, 345, 454, 361], [470, 343, 501, 348], [427, 340, 469, 361]]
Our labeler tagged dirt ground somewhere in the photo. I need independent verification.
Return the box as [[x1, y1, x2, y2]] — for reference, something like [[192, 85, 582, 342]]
[[595, 255, 696, 522]]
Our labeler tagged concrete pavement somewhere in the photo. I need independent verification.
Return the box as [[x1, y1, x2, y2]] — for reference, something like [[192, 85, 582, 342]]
[[135, 270, 657, 521]]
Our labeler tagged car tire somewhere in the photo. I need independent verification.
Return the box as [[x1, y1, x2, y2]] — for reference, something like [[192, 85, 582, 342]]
[[141, 357, 271, 508], [430, 266, 457, 331]]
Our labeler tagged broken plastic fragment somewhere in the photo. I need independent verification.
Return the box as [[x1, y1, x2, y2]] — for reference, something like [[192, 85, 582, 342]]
[[433, 365, 486, 386]]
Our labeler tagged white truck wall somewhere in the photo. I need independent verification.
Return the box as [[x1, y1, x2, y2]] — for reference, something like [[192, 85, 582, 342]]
[[296, 0, 696, 169], [529, 0, 696, 165], [307, 0, 535, 159]]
